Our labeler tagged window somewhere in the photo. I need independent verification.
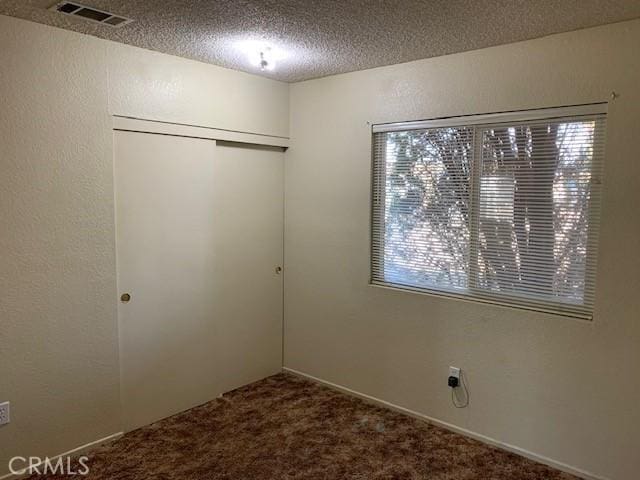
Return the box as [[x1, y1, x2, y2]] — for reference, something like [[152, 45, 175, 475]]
[[371, 105, 606, 319]]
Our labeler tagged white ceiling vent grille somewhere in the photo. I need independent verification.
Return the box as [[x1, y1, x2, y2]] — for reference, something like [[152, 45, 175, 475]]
[[50, 2, 133, 27]]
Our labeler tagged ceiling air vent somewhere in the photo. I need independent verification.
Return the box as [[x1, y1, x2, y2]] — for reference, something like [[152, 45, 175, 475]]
[[50, 2, 133, 27]]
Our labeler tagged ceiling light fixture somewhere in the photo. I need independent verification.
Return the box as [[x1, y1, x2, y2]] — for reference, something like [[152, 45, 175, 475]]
[[250, 47, 275, 71], [234, 40, 286, 73]]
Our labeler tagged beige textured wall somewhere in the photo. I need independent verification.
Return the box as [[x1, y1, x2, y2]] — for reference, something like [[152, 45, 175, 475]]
[[284, 20, 640, 480], [0, 14, 288, 475], [107, 43, 289, 138]]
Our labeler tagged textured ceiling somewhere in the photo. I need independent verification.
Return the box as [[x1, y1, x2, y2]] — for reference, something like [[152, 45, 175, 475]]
[[1, 0, 640, 82]]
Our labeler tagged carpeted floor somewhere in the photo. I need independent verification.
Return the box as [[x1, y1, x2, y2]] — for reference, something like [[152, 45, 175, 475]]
[[31, 373, 578, 479]]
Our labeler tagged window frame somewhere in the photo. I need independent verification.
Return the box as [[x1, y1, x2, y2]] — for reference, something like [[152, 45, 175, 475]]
[[369, 103, 607, 320]]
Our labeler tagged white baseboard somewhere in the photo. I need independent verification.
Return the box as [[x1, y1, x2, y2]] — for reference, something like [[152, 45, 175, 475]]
[[283, 367, 609, 480], [0, 432, 123, 480]]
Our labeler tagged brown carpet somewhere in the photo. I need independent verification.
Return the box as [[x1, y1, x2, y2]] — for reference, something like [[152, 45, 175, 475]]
[[31, 373, 578, 479]]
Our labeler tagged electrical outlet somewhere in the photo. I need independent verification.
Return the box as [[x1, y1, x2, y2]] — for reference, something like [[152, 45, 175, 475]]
[[0, 402, 9, 426], [449, 366, 461, 380]]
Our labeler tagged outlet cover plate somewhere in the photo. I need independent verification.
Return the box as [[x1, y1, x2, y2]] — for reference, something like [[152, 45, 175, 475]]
[[0, 402, 9, 426], [449, 366, 461, 379]]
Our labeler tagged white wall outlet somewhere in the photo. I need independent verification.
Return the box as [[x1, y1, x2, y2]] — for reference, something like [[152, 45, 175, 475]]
[[449, 366, 461, 380], [0, 402, 9, 426]]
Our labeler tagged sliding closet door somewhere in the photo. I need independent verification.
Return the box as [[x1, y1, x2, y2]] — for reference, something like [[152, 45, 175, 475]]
[[114, 131, 283, 431], [209, 142, 284, 392]]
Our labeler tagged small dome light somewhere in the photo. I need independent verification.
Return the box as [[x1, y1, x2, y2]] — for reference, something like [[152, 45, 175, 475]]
[[249, 47, 275, 71], [235, 40, 286, 72]]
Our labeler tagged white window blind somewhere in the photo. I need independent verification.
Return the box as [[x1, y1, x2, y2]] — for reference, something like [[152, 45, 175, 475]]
[[371, 105, 606, 319]]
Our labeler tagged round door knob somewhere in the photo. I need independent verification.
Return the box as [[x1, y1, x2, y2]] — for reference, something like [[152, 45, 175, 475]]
[[120, 293, 131, 303]]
